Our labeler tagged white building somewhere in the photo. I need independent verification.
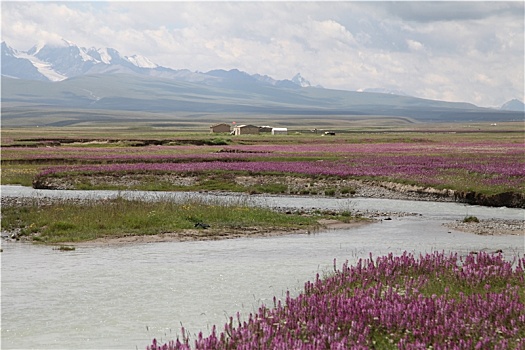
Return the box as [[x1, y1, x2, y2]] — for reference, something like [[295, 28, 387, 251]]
[[271, 128, 288, 135]]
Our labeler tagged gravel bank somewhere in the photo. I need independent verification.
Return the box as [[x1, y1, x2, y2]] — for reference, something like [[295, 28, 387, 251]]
[[35, 173, 525, 208], [33, 174, 459, 202], [444, 219, 524, 236]]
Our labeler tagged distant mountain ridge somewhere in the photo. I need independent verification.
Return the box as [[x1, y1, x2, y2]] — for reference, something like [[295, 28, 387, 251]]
[[1, 40, 309, 89], [3, 40, 522, 111], [2, 40, 524, 127], [361, 88, 409, 96], [500, 99, 525, 112]]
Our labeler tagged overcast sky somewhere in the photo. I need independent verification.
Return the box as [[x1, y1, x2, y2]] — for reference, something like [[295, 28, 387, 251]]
[[2, 1, 524, 107]]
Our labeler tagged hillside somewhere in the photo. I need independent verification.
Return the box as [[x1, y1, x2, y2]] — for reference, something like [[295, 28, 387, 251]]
[[2, 74, 523, 127]]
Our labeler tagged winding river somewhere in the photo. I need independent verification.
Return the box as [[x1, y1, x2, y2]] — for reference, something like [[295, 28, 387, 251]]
[[1, 185, 524, 349]]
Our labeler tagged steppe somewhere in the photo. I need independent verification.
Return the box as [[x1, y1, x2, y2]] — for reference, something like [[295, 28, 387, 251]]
[[2, 121, 523, 243]]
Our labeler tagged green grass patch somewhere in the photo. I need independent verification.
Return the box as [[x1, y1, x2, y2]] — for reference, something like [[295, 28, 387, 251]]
[[324, 188, 336, 196], [462, 215, 480, 223], [0, 163, 43, 186], [0, 196, 321, 243]]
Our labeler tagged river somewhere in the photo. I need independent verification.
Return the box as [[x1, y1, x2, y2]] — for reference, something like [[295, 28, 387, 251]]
[[1, 185, 524, 349]]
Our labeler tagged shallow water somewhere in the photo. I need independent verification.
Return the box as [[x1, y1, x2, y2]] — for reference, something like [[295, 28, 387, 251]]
[[1, 186, 524, 349]]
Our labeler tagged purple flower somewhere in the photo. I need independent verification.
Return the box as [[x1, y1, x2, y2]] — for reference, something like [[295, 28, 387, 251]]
[[147, 252, 525, 349]]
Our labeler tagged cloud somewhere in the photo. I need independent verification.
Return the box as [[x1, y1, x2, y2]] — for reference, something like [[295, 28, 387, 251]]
[[406, 39, 424, 52], [1, 1, 523, 107], [378, 2, 524, 22]]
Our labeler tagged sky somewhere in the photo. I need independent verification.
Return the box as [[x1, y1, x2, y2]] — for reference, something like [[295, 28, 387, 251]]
[[1, 1, 524, 107]]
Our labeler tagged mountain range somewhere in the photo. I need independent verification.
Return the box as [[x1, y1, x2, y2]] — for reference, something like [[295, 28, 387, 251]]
[[1, 40, 312, 88], [2, 40, 524, 127]]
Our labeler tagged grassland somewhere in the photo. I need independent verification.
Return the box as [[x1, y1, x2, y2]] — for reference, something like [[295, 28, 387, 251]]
[[2, 122, 523, 200], [1, 122, 524, 243]]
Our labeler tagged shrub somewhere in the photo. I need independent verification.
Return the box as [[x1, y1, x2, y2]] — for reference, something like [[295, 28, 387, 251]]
[[324, 188, 336, 196], [463, 215, 480, 223]]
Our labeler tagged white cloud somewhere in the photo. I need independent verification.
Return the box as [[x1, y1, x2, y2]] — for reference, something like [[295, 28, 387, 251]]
[[1, 1, 523, 107], [406, 39, 423, 52]]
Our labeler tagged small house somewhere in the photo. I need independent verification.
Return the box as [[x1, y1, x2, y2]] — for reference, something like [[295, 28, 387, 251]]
[[271, 128, 288, 135], [259, 126, 273, 133], [210, 123, 231, 133], [233, 124, 260, 135]]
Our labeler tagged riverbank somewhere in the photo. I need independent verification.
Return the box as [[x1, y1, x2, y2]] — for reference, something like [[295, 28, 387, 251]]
[[70, 220, 370, 247], [0, 194, 374, 245], [444, 218, 524, 236], [1, 188, 522, 245], [32, 173, 525, 208]]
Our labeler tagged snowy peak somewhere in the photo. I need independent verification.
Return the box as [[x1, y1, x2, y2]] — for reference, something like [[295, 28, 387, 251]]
[[86, 47, 108, 64], [125, 54, 158, 68], [2, 41, 64, 81], [26, 38, 73, 55], [2, 39, 161, 81], [30, 43, 98, 77], [2, 41, 17, 56], [2, 40, 321, 90], [29, 39, 92, 62], [104, 48, 128, 64], [84, 47, 130, 65], [291, 73, 311, 87]]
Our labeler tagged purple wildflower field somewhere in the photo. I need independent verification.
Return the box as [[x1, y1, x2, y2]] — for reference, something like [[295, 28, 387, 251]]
[[2, 145, 236, 162], [30, 140, 525, 192], [148, 252, 525, 350]]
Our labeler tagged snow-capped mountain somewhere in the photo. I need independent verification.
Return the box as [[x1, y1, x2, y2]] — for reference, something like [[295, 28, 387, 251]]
[[1, 40, 312, 89], [4, 40, 524, 128], [1, 42, 52, 81], [125, 54, 158, 69], [291, 73, 311, 87], [3, 39, 165, 80]]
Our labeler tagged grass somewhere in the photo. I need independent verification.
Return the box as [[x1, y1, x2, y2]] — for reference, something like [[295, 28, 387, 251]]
[[0, 196, 324, 243], [463, 215, 480, 223], [324, 188, 336, 196], [0, 163, 45, 186], [1, 122, 523, 143], [2, 123, 524, 199]]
